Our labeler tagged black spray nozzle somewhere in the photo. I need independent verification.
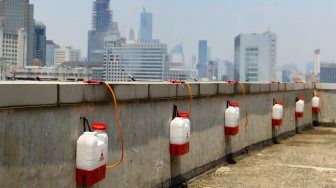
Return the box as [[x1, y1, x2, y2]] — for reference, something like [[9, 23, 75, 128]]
[[172, 105, 179, 120], [81, 117, 92, 132]]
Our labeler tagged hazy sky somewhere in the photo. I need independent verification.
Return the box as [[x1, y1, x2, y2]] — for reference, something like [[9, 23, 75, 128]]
[[31, 0, 336, 72]]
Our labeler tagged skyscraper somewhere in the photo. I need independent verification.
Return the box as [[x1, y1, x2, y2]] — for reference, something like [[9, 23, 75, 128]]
[[126, 27, 139, 43], [197, 40, 207, 78], [234, 31, 277, 81], [45, 40, 59, 67], [0, 0, 34, 66], [140, 8, 152, 43], [171, 43, 183, 64], [314, 49, 320, 75], [191, 55, 197, 69], [104, 43, 169, 81], [33, 21, 46, 65], [87, 0, 113, 62], [320, 63, 336, 83], [224, 60, 234, 80]]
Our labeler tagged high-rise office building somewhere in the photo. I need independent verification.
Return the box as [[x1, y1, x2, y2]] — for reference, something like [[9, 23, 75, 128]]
[[103, 29, 168, 81], [234, 31, 277, 81], [140, 8, 152, 43], [314, 49, 320, 75], [45, 40, 59, 67], [306, 62, 314, 75], [104, 43, 169, 81], [197, 40, 207, 78], [126, 28, 139, 43], [224, 60, 234, 80], [0, 57, 7, 80], [320, 63, 336, 83], [0, 27, 28, 67], [0, 0, 34, 66], [54, 46, 81, 66], [207, 47, 211, 63], [87, 0, 113, 62], [171, 43, 183, 64], [191, 55, 197, 69], [33, 21, 46, 65]]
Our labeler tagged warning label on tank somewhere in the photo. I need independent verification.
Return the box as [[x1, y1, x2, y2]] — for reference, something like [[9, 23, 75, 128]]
[[99, 150, 105, 162]]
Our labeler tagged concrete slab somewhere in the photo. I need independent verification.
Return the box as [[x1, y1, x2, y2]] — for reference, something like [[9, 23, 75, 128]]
[[285, 83, 293, 91], [307, 83, 313, 89], [59, 84, 84, 104], [218, 83, 234, 94], [269, 83, 279, 92], [149, 83, 176, 99], [249, 83, 259, 93], [176, 82, 199, 97], [318, 83, 336, 90], [293, 83, 304, 90], [0, 83, 57, 107], [259, 83, 270, 93], [82, 84, 111, 103], [234, 82, 250, 94], [188, 126, 336, 188], [200, 83, 218, 96], [109, 84, 136, 101], [135, 84, 149, 99]]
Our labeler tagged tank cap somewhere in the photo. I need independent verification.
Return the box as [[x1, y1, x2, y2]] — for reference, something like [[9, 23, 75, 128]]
[[178, 112, 190, 118], [299, 97, 304, 100], [276, 101, 282, 105], [230, 102, 239, 107], [92, 123, 107, 130]]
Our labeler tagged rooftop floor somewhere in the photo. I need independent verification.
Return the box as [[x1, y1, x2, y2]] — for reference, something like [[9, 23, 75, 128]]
[[187, 126, 336, 188]]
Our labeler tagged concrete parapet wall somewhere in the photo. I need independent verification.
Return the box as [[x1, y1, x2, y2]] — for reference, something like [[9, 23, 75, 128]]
[[0, 81, 331, 187]]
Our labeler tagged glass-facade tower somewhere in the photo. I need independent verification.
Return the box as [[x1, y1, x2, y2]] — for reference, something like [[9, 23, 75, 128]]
[[140, 8, 152, 43], [0, 0, 34, 66], [88, 0, 113, 62], [197, 40, 207, 78], [33, 21, 46, 65], [234, 32, 277, 82]]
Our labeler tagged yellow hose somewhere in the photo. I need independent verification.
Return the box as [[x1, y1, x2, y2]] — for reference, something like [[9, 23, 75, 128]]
[[104, 82, 124, 169], [184, 82, 193, 116], [238, 82, 248, 130]]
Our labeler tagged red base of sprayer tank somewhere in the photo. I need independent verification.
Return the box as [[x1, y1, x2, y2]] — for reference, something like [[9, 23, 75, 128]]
[[312, 107, 319, 113], [76, 165, 106, 186], [170, 142, 189, 156], [295, 112, 303, 118], [272, 119, 282, 126], [225, 126, 239, 136]]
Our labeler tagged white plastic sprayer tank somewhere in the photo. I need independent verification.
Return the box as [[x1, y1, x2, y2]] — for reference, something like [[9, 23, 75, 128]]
[[76, 123, 108, 186], [312, 95, 320, 113], [170, 112, 190, 156], [225, 102, 239, 136], [272, 101, 283, 126], [295, 98, 304, 118]]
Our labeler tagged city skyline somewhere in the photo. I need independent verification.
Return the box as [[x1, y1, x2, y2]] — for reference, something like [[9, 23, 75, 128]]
[[31, 0, 336, 72]]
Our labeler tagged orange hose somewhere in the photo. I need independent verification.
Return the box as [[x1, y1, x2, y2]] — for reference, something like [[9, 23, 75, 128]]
[[104, 82, 124, 169], [184, 82, 193, 116], [238, 82, 248, 130]]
